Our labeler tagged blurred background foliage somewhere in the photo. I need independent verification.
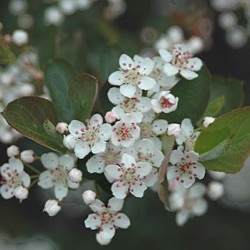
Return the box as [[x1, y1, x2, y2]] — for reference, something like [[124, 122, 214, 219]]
[[1, 0, 250, 249]]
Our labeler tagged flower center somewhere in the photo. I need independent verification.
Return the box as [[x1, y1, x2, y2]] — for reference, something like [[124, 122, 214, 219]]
[[140, 122, 154, 139], [50, 166, 68, 184], [160, 97, 174, 109], [79, 125, 100, 145], [123, 65, 141, 85], [113, 122, 137, 142], [122, 97, 139, 113], [172, 46, 193, 70], [102, 148, 121, 165]]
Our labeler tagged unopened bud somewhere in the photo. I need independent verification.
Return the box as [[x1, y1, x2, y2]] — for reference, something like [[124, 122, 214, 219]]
[[82, 190, 96, 205], [203, 117, 215, 128], [207, 181, 224, 200], [105, 111, 117, 123], [56, 122, 68, 134], [167, 123, 181, 137], [7, 145, 20, 157], [12, 29, 28, 46], [20, 150, 35, 163], [14, 186, 28, 201], [69, 168, 82, 183], [43, 199, 61, 216]]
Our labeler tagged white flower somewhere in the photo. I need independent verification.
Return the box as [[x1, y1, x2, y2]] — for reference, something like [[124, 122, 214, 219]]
[[0, 158, 30, 199], [151, 91, 178, 114], [64, 114, 112, 159], [43, 199, 61, 216], [207, 181, 224, 200], [84, 197, 130, 244], [38, 153, 79, 201], [108, 87, 151, 123], [203, 116, 215, 127], [44, 6, 64, 26], [168, 149, 206, 188], [105, 153, 152, 199], [159, 44, 203, 80], [108, 54, 156, 98], [12, 29, 28, 46], [7, 145, 20, 157], [20, 150, 35, 163], [14, 186, 29, 201], [82, 190, 96, 205], [169, 182, 208, 226], [167, 123, 181, 137], [68, 168, 82, 183], [111, 114, 140, 148], [86, 142, 122, 174]]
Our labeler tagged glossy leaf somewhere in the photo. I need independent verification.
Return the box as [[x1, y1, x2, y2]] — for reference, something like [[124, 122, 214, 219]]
[[1, 96, 66, 153], [195, 107, 250, 173]]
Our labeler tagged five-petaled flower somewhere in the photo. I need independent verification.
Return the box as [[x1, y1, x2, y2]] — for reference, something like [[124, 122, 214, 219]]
[[84, 197, 130, 244]]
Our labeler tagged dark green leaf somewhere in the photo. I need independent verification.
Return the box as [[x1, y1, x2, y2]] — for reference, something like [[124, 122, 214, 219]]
[[44, 59, 76, 122], [160, 65, 211, 123], [194, 107, 250, 173], [1, 96, 66, 153]]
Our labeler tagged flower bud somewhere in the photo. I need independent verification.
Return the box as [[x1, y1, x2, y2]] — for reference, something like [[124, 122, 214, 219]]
[[12, 29, 28, 46], [20, 150, 35, 163], [96, 232, 112, 245], [43, 199, 61, 216], [167, 123, 181, 137], [7, 145, 20, 157], [82, 190, 96, 205], [69, 168, 82, 183], [207, 181, 224, 200], [105, 111, 117, 123], [56, 122, 68, 134], [203, 117, 215, 128], [14, 186, 28, 201]]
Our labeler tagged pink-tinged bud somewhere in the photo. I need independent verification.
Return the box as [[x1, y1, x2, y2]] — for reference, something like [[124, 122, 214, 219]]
[[105, 111, 117, 123], [56, 122, 68, 134], [14, 186, 28, 201], [96, 232, 112, 245], [82, 190, 96, 205], [167, 123, 181, 137], [69, 169, 82, 183], [207, 181, 224, 200], [3, 34, 12, 45], [7, 145, 20, 157], [43, 199, 61, 216], [20, 150, 35, 163], [203, 117, 215, 128]]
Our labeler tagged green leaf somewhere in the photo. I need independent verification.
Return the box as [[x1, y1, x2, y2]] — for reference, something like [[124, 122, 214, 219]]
[[209, 76, 244, 116], [1, 96, 66, 153], [194, 107, 250, 173], [0, 36, 16, 64], [69, 73, 98, 121], [202, 95, 226, 118], [160, 65, 211, 123], [44, 59, 76, 122], [157, 135, 175, 210]]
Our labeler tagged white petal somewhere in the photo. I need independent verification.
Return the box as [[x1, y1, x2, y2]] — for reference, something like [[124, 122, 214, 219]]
[[105, 165, 122, 181], [38, 171, 54, 189], [21, 172, 31, 187], [176, 210, 189, 226], [187, 58, 203, 71], [68, 120, 85, 137], [152, 119, 168, 135], [108, 87, 124, 105], [137, 97, 152, 112], [180, 69, 198, 80], [92, 141, 106, 154], [96, 233, 112, 245], [136, 139, 153, 153], [120, 84, 136, 98], [181, 174, 195, 188], [130, 181, 147, 198], [114, 213, 130, 228], [151, 99, 162, 113], [54, 183, 68, 201], [119, 54, 133, 70], [86, 155, 105, 173], [145, 169, 158, 187], [111, 182, 129, 199], [151, 151, 164, 168], [167, 166, 179, 181], [74, 141, 91, 159], [90, 199, 105, 212], [99, 124, 112, 141], [59, 154, 75, 170], [163, 63, 179, 76], [9, 158, 24, 173], [41, 153, 58, 170], [194, 163, 206, 180], [170, 150, 183, 165], [99, 223, 115, 240], [136, 162, 152, 178], [84, 213, 102, 230], [138, 76, 156, 90], [108, 197, 124, 211], [108, 71, 124, 86], [89, 114, 103, 126], [137, 57, 154, 75], [63, 134, 78, 149], [159, 49, 172, 62], [0, 185, 15, 199], [121, 153, 136, 169]]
